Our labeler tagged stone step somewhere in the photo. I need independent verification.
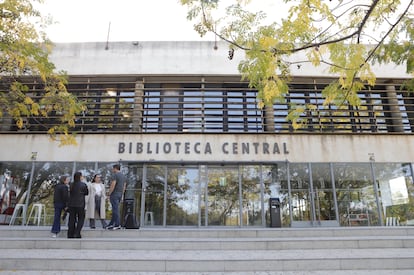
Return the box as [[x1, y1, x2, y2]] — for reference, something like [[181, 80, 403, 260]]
[[0, 248, 413, 272], [1, 235, 414, 250], [1, 226, 413, 273], [2, 272, 414, 275], [2, 226, 414, 238]]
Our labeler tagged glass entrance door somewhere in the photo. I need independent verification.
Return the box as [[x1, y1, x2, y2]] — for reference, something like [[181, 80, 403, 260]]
[[166, 167, 199, 226], [140, 163, 339, 227], [143, 165, 166, 226], [290, 163, 339, 227], [205, 166, 240, 226], [311, 163, 339, 226]]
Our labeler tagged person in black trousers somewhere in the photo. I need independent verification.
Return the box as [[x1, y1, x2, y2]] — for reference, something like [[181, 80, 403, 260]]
[[51, 175, 70, 238], [67, 171, 89, 238]]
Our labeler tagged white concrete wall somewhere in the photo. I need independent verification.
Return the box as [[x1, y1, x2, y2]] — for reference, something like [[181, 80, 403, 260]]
[[49, 41, 411, 79], [1, 134, 413, 163], [12, 42, 410, 164]]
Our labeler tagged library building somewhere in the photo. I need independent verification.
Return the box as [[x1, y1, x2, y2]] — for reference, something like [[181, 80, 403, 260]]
[[0, 41, 414, 229]]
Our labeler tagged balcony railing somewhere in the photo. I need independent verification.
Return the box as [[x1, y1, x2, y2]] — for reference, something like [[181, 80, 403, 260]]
[[0, 76, 413, 134]]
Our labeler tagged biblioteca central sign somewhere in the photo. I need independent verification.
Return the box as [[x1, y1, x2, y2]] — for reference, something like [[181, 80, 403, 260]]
[[118, 141, 289, 156]]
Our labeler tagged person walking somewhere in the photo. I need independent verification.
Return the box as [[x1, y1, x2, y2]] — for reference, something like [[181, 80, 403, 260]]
[[51, 175, 70, 238], [105, 164, 126, 230], [86, 174, 107, 229], [67, 171, 89, 238]]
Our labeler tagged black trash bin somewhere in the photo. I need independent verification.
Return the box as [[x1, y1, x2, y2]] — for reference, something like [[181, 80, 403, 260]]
[[122, 198, 139, 229], [269, 198, 281, 228]]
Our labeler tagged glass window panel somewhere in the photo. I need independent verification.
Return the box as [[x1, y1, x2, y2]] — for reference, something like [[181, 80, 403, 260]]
[[310, 163, 337, 222], [241, 165, 262, 226], [289, 163, 312, 223], [75, 162, 96, 182], [123, 164, 143, 224], [31, 162, 74, 225], [166, 167, 199, 226], [334, 163, 378, 226], [207, 166, 240, 226], [145, 165, 166, 226], [0, 161, 74, 226], [1, 162, 39, 225], [263, 163, 289, 227], [374, 163, 414, 225]]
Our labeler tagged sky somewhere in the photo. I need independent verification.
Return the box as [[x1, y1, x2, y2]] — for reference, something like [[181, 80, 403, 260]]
[[39, 0, 279, 43], [40, 0, 209, 42]]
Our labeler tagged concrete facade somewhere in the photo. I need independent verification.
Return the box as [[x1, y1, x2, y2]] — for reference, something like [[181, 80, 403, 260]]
[[2, 41, 414, 229], [1, 133, 413, 163], [49, 41, 412, 79]]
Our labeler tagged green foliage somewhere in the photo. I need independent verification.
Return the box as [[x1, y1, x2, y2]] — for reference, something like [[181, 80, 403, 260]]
[[0, 0, 84, 145], [181, 0, 414, 129]]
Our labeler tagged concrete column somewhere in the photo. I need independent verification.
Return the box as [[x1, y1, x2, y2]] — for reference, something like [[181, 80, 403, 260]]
[[264, 104, 275, 132], [161, 84, 181, 131], [131, 81, 144, 132], [386, 85, 404, 132]]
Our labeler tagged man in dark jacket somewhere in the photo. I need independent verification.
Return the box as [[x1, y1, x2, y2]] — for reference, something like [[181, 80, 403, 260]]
[[51, 175, 69, 237], [67, 171, 89, 238]]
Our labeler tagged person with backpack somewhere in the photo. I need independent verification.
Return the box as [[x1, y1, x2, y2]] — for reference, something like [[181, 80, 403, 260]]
[[67, 172, 88, 238]]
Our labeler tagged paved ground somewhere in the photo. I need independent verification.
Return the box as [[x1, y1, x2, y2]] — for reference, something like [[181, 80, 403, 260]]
[[1, 271, 414, 275]]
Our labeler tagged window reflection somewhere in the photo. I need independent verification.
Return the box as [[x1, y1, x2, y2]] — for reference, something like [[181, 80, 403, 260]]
[[207, 166, 239, 226], [263, 163, 289, 227], [2, 161, 414, 228], [241, 166, 262, 226], [375, 163, 414, 225], [0, 163, 33, 224], [311, 163, 337, 224], [0, 162, 73, 225], [334, 163, 378, 226], [145, 165, 165, 226], [290, 163, 312, 224], [167, 167, 199, 226]]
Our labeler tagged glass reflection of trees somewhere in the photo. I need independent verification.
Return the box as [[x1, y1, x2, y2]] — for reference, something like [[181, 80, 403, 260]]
[[123, 164, 143, 219], [311, 163, 336, 222], [207, 167, 239, 226], [167, 167, 198, 226], [374, 163, 414, 225], [0, 162, 73, 225], [334, 163, 378, 226], [263, 164, 289, 226], [289, 163, 311, 223], [145, 165, 165, 226], [241, 166, 262, 226], [2, 160, 413, 228]]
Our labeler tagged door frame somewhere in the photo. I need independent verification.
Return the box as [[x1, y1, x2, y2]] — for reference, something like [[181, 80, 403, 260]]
[[289, 163, 340, 227]]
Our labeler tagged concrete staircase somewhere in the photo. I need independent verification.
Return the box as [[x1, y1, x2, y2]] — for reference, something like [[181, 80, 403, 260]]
[[0, 226, 414, 274]]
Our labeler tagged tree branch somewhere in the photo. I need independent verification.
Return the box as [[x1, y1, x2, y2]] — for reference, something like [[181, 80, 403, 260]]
[[364, 0, 414, 64]]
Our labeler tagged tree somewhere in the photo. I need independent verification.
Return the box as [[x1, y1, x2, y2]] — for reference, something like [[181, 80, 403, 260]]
[[0, 0, 84, 145], [181, 0, 414, 128]]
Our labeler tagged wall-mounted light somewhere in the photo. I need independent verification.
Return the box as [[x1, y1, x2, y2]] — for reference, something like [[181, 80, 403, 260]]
[[31, 152, 37, 161], [368, 153, 375, 162]]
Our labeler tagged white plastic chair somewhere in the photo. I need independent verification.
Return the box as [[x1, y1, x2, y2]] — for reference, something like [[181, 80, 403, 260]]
[[26, 203, 46, 226], [9, 204, 27, 226]]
